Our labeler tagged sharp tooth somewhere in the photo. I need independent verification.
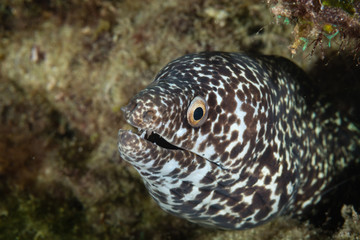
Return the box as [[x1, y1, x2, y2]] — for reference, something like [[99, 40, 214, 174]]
[[140, 130, 146, 139], [146, 130, 152, 138]]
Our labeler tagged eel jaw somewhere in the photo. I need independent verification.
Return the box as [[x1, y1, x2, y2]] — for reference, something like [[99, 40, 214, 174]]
[[117, 127, 187, 171], [138, 129, 182, 150]]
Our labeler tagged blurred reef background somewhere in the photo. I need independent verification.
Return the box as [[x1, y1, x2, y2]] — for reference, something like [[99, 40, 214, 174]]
[[0, 0, 359, 239]]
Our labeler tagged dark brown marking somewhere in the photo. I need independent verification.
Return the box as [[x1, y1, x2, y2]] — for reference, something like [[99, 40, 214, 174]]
[[230, 143, 243, 159]]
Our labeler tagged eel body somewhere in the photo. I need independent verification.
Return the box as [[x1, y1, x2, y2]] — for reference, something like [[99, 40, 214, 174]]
[[118, 52, 359, 229]]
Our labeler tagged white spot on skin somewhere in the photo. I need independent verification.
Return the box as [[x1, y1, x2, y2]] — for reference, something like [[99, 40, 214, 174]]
[[160, 159, 181, 175], [286, 182, 294, 195], [176, 128, 187, 138]]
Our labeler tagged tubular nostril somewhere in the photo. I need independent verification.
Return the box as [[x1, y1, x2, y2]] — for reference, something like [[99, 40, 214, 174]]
[[121, 106, 128, 115], [121, 102, 137, 116], [122, 99, 157, 127]]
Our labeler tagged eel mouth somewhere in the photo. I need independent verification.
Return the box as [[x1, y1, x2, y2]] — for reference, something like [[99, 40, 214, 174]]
[[138, 129, 182, 150], [118, 127, 192, 169], [119, 127, 227, 171]]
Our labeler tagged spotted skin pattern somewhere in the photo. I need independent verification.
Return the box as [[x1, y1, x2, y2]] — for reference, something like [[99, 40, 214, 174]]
[[118, 52, 360, 229]]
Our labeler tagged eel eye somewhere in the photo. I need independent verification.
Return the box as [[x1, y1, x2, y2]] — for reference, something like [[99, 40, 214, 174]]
[[187, 96, 208, 127]]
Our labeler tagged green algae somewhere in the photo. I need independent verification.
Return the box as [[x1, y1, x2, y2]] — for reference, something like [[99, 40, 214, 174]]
[[0, 192, 88, 240], [321, 0, 358, 15]]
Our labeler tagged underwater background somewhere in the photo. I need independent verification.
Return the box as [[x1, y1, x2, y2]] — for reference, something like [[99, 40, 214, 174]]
[[0, 0, 359, 239]]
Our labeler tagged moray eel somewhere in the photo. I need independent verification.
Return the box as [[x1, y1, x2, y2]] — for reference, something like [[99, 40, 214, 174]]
[[118, 52, 360, 229]]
